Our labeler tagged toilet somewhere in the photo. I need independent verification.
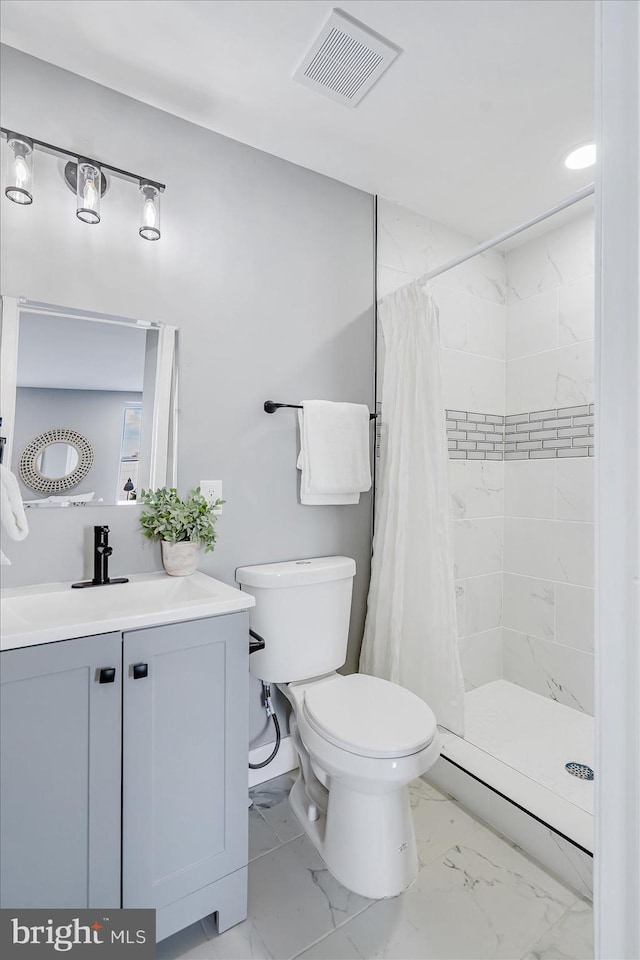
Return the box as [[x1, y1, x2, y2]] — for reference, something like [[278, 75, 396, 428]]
[[236, 556, 441, 899]]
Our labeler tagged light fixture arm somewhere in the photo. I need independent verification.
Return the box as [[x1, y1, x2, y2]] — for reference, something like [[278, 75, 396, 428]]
[[0, 127, 165, 192]]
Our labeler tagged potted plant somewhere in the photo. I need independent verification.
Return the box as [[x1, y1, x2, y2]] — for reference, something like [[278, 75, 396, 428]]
[[139, 486, 223, 577]]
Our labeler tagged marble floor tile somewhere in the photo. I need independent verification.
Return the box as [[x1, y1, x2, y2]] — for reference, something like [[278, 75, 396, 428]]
[[294, 923, 369, 959], [156, 920, 211, 960], [409, 777, 483, 868], [249, 773, 303, 843], [296, 826, 576, 960], [522, 899, 593, 959], [249, 804, 283, 861], [181, 834, 372, 960], [159, 773, 589, 960]]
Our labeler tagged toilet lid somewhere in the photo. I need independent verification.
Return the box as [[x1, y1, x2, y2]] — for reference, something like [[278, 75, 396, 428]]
[[302, 674, 438, 759]]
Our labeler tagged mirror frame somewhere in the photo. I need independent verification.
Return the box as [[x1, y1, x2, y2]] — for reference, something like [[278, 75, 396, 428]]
[[19, 427, 94, 493], [0, 296, 178, 500]]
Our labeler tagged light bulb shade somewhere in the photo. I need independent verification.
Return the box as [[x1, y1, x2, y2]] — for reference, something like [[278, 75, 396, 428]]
[[4, 134, 34, 205], [76, 160, 101, 224], [139, 182, 161, 240]]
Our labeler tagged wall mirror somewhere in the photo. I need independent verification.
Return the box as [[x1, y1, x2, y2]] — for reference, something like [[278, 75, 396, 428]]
[[0, 297, 178, 507]]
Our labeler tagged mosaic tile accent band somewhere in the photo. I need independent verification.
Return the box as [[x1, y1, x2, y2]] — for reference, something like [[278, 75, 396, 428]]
[[447, 404, 595, 460], [504, 404, 594, 460], [446, 411, 505, 461]]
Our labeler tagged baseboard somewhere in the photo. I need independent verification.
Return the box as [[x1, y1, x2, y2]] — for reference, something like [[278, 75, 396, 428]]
[[248, 735, 298, 788]]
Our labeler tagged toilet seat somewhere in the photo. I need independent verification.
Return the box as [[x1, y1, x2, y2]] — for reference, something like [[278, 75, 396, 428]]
[[302, 673, 437, 759]]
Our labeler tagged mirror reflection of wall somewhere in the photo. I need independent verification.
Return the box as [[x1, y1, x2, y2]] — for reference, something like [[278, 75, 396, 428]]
[[2, 304, 176, 507], [37, 442, 79, 478]]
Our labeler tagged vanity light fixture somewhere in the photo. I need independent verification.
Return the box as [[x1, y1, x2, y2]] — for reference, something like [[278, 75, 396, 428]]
[[1, 127, 165, 239], [565, 143, 596, 170], [76, 160, 102, 224], [139, 181, 161, 241], [4, 132, 34, 205]]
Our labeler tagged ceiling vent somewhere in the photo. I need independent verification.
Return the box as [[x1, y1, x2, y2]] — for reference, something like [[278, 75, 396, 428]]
[[293, 9, 401, 108]]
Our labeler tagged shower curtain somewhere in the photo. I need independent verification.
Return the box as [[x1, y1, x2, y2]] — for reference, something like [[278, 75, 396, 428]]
[[360, 281, 465, 736]]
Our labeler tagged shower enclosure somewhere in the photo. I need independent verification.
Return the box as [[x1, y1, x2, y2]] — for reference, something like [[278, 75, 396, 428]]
[[374, 193, 595, 898]]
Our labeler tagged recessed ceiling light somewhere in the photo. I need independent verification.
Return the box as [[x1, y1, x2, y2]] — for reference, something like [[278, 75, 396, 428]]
[[565, 143, 596, 170]]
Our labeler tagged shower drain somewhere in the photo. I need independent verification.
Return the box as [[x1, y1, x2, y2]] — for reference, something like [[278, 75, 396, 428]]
[[565, 762, 594, 781]]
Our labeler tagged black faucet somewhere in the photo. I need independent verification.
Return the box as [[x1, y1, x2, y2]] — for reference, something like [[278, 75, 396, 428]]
[[72, 525, 129, 589]]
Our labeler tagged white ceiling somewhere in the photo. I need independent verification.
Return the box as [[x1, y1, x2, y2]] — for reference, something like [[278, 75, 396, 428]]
[[0, 0, 595, 240]]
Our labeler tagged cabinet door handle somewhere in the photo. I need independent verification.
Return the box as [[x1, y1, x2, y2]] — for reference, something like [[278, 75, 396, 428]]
[[132, 662, 149, 680], [98, 667, 117, 684]]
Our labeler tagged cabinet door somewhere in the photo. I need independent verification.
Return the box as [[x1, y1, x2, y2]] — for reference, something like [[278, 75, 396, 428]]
[[122, 613, 248, 910], [0, 633, 122, 908]]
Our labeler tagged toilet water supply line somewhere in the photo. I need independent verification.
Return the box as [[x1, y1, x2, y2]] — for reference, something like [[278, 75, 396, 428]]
[[249, 686, 281, 769], [248, 628, 282, 770]]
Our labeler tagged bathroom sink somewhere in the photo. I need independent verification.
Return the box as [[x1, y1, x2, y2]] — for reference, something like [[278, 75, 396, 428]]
[[0, 571, 255, 650]]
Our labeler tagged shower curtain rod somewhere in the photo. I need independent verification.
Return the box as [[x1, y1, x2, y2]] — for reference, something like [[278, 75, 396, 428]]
[[390, 182, 595, 294]]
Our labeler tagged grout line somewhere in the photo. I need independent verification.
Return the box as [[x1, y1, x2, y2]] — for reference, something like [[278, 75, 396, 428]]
[[248, 810, 284, 851], [502, 572, 593, 590], [455, 571, 503, 582], [506, 334, 595, 362], [505, 271, 595, 307], [289, 898, 379, 960], [249, 826, 303, 863], [516, 898, 585, 960], [450, 516, 505, 522], [457, 625, 502, 641], [503, 517, 594, 525], [441, 345, 506, 364], [451, 516, 594, 525], [503, 626, 594, 656], [502, 572, 594, 589]]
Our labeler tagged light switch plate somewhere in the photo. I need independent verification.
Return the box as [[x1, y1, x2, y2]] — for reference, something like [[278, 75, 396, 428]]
[[200, 480, 223, 515]]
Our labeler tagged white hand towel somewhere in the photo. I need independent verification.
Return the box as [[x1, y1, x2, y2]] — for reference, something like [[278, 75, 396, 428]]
[[1, 463, 29, 541], [297, 400, 372, 505]]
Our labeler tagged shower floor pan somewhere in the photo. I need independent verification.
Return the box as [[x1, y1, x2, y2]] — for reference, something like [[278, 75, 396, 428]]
[[426, 679, 593, 899]]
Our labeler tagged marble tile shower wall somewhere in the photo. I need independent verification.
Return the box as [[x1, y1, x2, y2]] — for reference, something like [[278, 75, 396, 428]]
[[377, 201, 595, 712], [503, 214, 595, 715], [377, 199, 506, 693]]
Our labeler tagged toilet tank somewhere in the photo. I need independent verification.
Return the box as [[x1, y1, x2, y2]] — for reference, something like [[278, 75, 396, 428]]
[[236, 556, 356, 683]]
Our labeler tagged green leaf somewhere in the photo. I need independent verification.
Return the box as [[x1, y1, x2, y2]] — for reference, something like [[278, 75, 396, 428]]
[[138, 485, 221, 552]]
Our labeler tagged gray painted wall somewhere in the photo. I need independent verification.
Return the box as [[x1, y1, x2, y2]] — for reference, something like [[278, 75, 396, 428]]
[[0, 46, 375, 748], [13, 387, 142, 502]]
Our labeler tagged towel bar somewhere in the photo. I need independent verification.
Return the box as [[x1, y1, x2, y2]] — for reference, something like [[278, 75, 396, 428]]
[[264, 400, 377, 420]]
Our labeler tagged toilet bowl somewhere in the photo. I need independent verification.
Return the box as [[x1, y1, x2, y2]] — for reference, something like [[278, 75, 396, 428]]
[[235, 556, 441, 899], [282, 673, 440, 899]]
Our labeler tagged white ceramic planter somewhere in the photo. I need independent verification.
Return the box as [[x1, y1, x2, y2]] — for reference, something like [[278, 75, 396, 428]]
[[161, 540, 200, 577]]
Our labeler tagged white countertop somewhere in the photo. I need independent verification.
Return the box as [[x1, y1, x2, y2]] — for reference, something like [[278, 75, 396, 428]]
[[1, 570, 255, 651]]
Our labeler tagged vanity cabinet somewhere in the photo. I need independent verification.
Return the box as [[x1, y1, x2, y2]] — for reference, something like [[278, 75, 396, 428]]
[[122, 615, 249, 938], [0, 632, 122, 909], [0, 612, 249, 942]]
